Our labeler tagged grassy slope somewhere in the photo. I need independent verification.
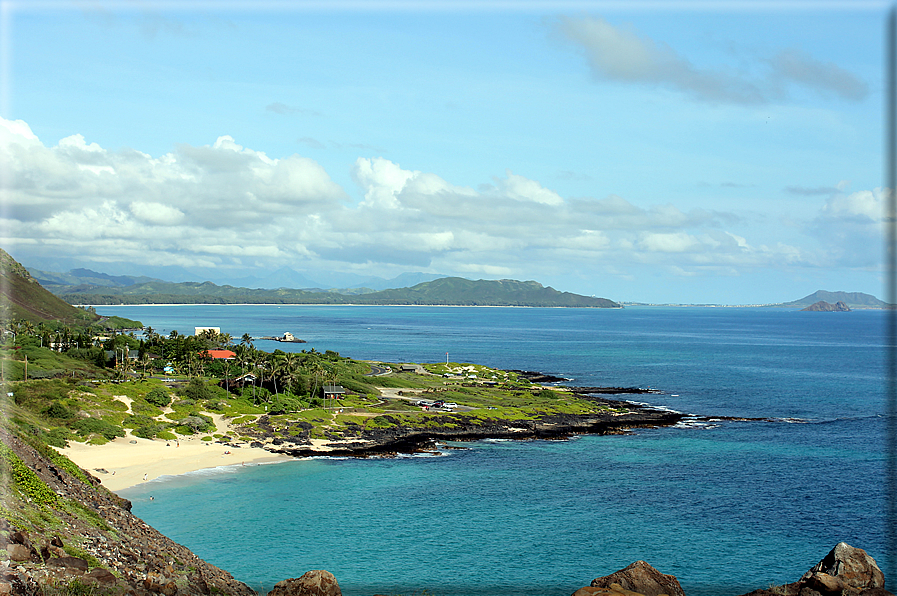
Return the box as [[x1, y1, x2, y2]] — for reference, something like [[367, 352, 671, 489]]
[[0, 249, 99, 325]]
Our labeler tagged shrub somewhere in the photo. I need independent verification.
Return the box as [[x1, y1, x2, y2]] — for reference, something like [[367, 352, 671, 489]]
[[181, 378, 212, 401], [145, 387, 171, 407], [43, 428, 71, 448], [42, 402, 75, 420], [132, 422, 171, 439], [71, 418, 124, 441], [177, 414, 214, 434]]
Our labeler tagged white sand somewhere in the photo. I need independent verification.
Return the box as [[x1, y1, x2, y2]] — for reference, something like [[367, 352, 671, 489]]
[[60, 435, 292, 493]]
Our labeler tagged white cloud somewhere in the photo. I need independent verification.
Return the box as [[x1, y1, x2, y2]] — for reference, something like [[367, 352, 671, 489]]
[[130, 201, 185, 225], [0, 119, 39, 142], [821, 188, 885, 222], [352, 157, 416, 210], [498, 170, 564, 206], [3, 117, 878, 284], [637, 232, 702, 253]]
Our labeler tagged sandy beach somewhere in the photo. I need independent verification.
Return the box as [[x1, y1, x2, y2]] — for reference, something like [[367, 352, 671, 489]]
[[60, 434, 293, 493], [57, 409, 292, 492]]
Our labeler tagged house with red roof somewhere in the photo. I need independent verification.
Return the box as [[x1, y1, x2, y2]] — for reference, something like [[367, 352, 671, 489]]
[[202, 349, 236, 360]]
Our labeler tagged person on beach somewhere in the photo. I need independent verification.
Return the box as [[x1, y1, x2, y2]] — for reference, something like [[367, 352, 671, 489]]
[[143, 473, 147, 481]]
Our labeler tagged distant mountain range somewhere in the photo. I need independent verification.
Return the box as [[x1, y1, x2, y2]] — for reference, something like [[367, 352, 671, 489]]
[[16, 259, 891, 311], [53, 276, 621, 308], [26, 262, 445, 292]]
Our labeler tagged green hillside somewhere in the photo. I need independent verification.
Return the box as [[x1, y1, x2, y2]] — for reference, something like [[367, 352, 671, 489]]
[[0, 249, 99, 325], [362, 277, 620, 307], [59, 276, 621, 308]]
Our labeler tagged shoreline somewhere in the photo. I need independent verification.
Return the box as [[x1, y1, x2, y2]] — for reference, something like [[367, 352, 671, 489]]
[[61, 402, 685, 492], [59, 434, 293, 492]]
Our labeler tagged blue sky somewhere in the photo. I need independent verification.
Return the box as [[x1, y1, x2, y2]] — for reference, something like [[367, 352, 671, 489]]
[[0, 1, 889, 304]]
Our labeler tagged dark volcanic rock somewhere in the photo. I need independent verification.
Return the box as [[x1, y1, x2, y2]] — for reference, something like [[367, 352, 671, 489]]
[[582, 560, 686, 596], [508, 370, 571, 383], [273, 408, 684, 458], [802, 300, 851, 312], [268, 570, 342, 596]]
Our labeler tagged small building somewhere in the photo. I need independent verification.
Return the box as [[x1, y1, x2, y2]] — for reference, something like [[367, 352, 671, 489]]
[[401, 364, 424, 374], [233, 373, 258, 385], [195, 326, 221, 336], [203, 349, 236, 360], [282, 332, 296, 341], [323, 385, 346, 400]]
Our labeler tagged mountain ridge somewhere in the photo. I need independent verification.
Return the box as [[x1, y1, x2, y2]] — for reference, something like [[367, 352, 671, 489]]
[[57, 276, 622, 308]]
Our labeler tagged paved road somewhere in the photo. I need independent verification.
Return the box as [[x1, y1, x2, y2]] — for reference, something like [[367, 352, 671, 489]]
[[366, 364, 392, 377]]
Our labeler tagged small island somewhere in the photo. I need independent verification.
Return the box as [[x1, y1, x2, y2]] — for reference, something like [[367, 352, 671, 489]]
[[801, 300, 851, 312]]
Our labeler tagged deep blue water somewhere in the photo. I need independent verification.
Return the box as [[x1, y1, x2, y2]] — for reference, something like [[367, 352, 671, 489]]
[[106, 305, 890, 596]]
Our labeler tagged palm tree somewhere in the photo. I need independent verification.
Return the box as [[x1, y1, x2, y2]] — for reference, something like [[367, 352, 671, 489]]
[[280, 353, 299, 394], [137, 354, 152, 379], [218, 332, 233, 348]]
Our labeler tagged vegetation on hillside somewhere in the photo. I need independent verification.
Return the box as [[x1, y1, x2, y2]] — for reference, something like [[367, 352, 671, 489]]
[[0, 249, 100, 325], [57, 277, 621, 308]]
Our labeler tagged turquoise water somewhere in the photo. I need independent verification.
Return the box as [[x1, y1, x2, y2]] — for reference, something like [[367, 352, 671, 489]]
[[108, 305, 890, 595]]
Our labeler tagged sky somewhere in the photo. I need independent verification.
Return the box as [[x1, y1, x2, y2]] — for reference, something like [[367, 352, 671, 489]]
[[0, 0, 890, 304]]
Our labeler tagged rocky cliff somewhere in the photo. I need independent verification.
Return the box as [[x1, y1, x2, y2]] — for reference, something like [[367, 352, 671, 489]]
[[1, 422, 890, 596], [0, 425, 256, 595]]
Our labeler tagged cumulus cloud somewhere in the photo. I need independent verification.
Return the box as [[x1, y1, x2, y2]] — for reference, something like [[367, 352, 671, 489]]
[[821, 187, 885, 223], [553, 15, 867, 105], [1, 117, 347, 267], [808, 187, 887, 268], [2, 117, 878, 283]]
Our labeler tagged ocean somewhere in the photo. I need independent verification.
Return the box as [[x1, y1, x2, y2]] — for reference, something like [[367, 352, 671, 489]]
[[104, 305, 890, 596]]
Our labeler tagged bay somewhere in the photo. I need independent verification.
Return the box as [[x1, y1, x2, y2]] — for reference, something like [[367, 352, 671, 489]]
[[108, 305, 890, 596]]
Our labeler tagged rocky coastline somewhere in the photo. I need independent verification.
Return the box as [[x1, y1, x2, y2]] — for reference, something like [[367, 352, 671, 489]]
[[1, 416, 891, 596], [256, 395, 685, 458]]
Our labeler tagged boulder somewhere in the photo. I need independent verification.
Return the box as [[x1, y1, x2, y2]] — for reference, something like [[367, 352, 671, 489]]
[[268, 570, 342, 596], [4, 544, 32, 563], [585, 561, 686, 596], [46, 556, 89, 572], [573, 583, 653, 596], [85, 568, 117, 584], [800, 543, 885, 590]]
